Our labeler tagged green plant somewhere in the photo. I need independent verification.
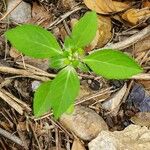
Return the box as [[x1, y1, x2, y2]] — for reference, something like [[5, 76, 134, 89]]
[[5, 11, 142, 119]]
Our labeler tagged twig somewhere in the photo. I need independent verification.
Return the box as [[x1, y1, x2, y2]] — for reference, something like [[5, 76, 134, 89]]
[[0, 66, 50, 81], [0, 0, 23, 21], [16, 62, 56, 78], [105, 25, 150, 50], [131, 73, 150, 80], [1, 89, 31, 111], [47, 6, 83, 29], [29, 121, 42, 150], [91, 25, 150, 53], [0, 128, 24, 146], [75, 87, 114, 105], [0, 90, 24, 115]]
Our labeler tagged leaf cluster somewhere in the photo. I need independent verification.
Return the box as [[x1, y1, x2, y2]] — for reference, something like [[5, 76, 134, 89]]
[[5, 11, 142, 118]]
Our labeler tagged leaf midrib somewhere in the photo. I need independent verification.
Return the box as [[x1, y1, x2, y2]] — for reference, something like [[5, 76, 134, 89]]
[[56, 67, 71, 116], [15, 36, 61, 54], [84, 59, 140, 71], [72, 15, 95, 47]]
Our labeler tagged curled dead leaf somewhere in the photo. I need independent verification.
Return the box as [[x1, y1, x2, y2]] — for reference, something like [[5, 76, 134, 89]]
[[122, 8, 150, 25], [97, 16, 112, 48], [143, 0, 150, 7], [134, 35, 150, 52], [84, 0, 129, 14]]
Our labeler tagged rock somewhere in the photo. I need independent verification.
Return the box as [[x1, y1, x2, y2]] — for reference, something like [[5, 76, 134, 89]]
[[88, 125, 150, 150], [7, 0, 31, 23], [31, 81, 41, 92], [131, 112, 150, 127], [60, 106, 108, 141]]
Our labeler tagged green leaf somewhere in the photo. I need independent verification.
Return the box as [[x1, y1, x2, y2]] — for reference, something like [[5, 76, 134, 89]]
[[65, 11, 98, 49], [78, 62, 89, 72], [64, 36, 74, 49], [83, 49, 142, 79], [49, 55, 67, 69], [34, 81, 52, 117], [5, 24, 62, 58], [49, 66, 80, 119], [66, 104, 74, 114]]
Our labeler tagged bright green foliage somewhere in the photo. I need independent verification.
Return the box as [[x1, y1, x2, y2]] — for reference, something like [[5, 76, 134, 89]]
[[50, 55, 68, 69], [83, 49, 142, 79], [5, 11, 143, 119], [64, 11, 98, 49], [47, 66, 80, 119], [5, 24, 62, 58], [34, 81, 52, 116]]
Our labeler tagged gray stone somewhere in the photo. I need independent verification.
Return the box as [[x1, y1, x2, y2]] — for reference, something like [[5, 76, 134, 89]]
[[7, 0, 31, 23], [88, 125, 150, 150]]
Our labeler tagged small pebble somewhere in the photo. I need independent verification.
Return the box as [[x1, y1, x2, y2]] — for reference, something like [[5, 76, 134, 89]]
[[31, 81, 41, 91]]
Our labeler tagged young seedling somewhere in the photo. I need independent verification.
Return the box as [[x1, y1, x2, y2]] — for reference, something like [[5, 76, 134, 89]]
[[5, 11, 142, 119]]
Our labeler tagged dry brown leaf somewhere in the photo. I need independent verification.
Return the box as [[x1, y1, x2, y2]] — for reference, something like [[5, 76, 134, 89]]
[[134, 35, 150, 52], [71, 139, 86, 150], [143, 0, 150, 7], [112, 1, 129, 11], [27, 2, 53, 28], [122, 8, 150, 25], [137, 79, 150, 94], [84, 0, 129, 14], [97, 16, 112, 48]]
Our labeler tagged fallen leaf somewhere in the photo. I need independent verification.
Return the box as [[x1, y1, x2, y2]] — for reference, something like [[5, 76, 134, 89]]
[[71, 139, 86, 150], [122, 8, 150, 25], [143, 0, 150, 7], [97, 16, 112, 48], [84, 0, 129, 14], [134, 35, 150, 52], [137, 79, 150, 94]]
